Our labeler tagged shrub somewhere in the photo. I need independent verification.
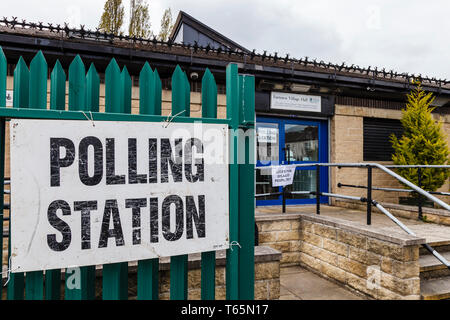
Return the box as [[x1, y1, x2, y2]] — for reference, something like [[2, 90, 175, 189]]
[[390, 81, 450, 192]]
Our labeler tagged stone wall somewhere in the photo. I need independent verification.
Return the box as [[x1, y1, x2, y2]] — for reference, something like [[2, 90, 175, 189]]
[[256, 212, 425, 299], [256, 214, 301, 266]]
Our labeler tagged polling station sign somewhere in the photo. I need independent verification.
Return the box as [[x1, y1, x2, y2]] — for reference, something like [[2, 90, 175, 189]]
[[10, 119, 229, 273]]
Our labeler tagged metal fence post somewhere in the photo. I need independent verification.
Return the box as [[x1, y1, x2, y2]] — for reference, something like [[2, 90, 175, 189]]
[[418, 167, 423, 220], [225, 63, 240, 300], [237, 73, 255, 300], [367, 165, 372, 225], [282, 146, 289, 213], [316, 164, 320, 215]]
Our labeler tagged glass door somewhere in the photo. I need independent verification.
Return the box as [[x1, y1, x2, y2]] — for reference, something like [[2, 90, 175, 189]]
[[255, 122, 281, 205], [256, 117, 328, 206]]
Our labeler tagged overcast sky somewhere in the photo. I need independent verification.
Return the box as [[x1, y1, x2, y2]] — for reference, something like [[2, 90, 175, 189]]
[[1, 1, 450, 79]]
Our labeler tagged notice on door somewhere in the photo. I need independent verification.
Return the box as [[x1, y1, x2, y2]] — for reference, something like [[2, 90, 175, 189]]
[[271, 165, 296, 187], [257, 127, 278, 143], [10, 119, 229, 272]]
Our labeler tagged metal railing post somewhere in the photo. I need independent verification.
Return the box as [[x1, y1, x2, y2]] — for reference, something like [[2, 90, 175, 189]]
[[367, 165, 372, 225], [418, 167, 423, 220], [316, 164, 320, 215], [281, 145, 291, 214]]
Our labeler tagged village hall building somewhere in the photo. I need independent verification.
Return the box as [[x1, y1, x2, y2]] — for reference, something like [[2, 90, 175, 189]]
[[2, 10, 450, 300], [1, 11, 450, 207]]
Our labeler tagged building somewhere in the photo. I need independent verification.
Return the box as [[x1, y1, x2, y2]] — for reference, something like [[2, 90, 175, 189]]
[[1, 11, 450, 211]]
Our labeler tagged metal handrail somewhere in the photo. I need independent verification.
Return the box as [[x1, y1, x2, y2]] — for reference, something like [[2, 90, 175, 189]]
[[373, 201, 450, 268], [256, 163, 450, 211], [338, 183, 450, 197], [385, 165, 450, 168], [255, 162, 450, 269]]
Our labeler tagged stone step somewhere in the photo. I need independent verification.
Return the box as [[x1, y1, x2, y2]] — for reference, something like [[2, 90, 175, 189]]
[[419, 240, 450, 255], [420, 250, 450, 279], [421, 276, 450, 300]]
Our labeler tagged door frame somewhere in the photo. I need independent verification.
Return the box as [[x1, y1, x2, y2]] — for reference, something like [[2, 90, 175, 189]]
[[256, 116, 329, 206]]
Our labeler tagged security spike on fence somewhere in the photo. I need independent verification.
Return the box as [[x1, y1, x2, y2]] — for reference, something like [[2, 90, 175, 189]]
[[13, 56, 29, 109], [50, 60, 66, 110], [137, 61, 160, 300], [68, 54, 86, 111], [29, 50, 48, 110], [86, 63, 100, 112], [169, 67, 191, 301], [121, 65, 132, 114], [26, 51, 46, 298], [200, 68, 218, 299], [183, 71, 190, 117], [171, 65, 189, 117], [139, 62, 154, 115], [101, 65, 132, 300], [0, 47, 6, 107], [105, 58, 121, 113], [201, 68, 217, 119], [153, 68, 162, 115], [102, 58, 129, 301], [1, 17, 448, 88]]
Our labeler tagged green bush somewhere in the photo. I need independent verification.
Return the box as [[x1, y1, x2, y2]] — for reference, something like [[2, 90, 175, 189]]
[[390, 82, 450, 193]]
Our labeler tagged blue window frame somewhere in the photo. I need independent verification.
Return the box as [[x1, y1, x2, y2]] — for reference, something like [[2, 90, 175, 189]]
[[256, 116, 329, 206]]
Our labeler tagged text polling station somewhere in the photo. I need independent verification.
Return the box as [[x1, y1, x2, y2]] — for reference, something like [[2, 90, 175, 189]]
[[10, 119, 229, 272]]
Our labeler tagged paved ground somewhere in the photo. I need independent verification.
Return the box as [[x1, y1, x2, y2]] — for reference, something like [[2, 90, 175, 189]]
[[279, 266, 365, 300], [256, 204, 450, 244]]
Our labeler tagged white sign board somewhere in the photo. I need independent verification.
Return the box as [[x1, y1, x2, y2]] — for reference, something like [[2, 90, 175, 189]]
[[271, 92, 321, 113], [257, 127, 278, 143], [10, 119, 229, 272], [272, 165, 296, 187]]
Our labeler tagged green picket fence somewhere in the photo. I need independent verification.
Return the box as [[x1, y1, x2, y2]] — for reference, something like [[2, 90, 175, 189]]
[[0, 47, 255, 300]]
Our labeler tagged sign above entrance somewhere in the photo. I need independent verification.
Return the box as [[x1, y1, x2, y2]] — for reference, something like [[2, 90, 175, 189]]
[[10, 119, 229, 273], [270, 92, 321, 113]]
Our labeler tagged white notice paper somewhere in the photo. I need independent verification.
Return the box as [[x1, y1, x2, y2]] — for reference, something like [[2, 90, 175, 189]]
[[271, 165, 296, 187]]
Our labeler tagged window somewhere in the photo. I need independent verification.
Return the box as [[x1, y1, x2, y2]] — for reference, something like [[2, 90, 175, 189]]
[[363, 118, 403, 161]]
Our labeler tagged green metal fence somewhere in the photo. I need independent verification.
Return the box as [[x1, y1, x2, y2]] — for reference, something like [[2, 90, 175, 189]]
[[0, 47, 255, 300]]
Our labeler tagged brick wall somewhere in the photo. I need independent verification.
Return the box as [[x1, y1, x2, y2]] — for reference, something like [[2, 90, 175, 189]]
[[331, 105, 450, 206]]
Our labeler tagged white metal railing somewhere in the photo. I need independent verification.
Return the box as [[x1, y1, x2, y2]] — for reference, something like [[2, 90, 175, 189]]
[[255, 162, 450, 269]]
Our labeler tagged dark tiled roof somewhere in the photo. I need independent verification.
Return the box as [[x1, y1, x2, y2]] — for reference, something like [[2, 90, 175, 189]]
[[0, 17, 449, 91]]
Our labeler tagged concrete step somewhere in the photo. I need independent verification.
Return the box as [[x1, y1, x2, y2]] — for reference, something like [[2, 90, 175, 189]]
[[421, 276, 450, 300], [420, 240, 450, 255], [420, 250, 450, 279]]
